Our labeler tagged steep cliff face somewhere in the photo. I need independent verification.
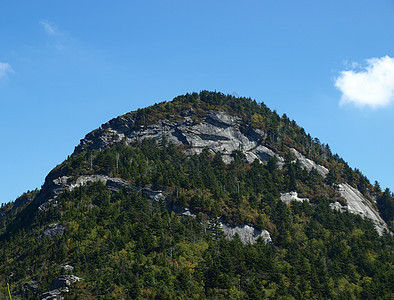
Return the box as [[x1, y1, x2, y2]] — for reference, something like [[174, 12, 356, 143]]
[[76, 110, 285, 165], [290, 148, 329, 177], [333, 183, 387, 234]]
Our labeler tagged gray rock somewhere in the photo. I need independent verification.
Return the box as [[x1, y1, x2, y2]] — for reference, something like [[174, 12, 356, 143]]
[[69, 175, 131, 192], [41, 289, 65, 300], [220, 223, 272, 244], [174, 206, 271, 244], [41, 275, 82, 300], [41, 223, 65, 238], [280, 192, 309, 204], [60, 263, 74, 271], [330, 201, 347, 212], [38, 175, 131, 211], [290, 148, 329, 177], [336, 183, 388, 235], [22, 280, 39, 293], [180, 208, 197, 218], [50, 275, 81, 291], [75, 110, 285, 166], [141, 187, 166, 202], [37, 176, 70, 212]]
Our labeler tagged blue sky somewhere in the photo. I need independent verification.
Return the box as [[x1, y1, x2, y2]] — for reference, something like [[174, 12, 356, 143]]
[[1, 0, 393, 204]]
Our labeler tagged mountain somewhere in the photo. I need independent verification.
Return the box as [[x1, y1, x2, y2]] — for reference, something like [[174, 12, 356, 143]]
[[1, 91, 393, 299]]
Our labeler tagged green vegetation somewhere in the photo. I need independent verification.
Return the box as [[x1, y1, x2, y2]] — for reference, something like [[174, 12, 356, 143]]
[[0, 91, 393, 299]]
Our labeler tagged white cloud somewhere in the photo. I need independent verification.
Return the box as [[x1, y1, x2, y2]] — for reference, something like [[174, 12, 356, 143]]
[[40, 20, 58, 35], [0, 62, 14, 79], [335, 55, 394, 108]]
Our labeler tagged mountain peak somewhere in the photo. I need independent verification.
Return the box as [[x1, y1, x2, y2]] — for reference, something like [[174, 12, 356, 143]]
[[54, 91, 392, 235], [1, 91, 392, 299]]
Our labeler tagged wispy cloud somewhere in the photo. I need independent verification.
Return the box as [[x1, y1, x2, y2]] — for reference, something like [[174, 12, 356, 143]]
[[335, 56, 394, 109], [40, 20, 58, 35], [0, 62, 14, 79]]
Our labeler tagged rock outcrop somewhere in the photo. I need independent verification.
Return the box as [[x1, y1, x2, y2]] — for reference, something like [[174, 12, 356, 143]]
[[290, 148, 329, 177], [50, 275, 82, 291], [38, 175, 131, 212], [22, 280, 39, 293], [60, 264, 74, 271], [41, 275, 82, 300], [332, 183, 388, 235], [220, 223, 272, 244], [175, 207, 272, 245], [40, 223, 65, 238], [75, 110, 285, 165], [141, 187, 166, 202], [280, 192, 309, 204]]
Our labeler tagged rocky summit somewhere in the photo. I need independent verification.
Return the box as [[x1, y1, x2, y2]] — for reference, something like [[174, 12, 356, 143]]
[[1, 91, 393, 299]]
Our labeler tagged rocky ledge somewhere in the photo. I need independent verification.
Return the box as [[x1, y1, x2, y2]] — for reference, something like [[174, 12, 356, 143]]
[[75, 110, 285, 165], [37, 175, 132, 212]]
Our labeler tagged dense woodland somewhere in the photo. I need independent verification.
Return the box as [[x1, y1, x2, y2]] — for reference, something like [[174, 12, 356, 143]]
[[0, 91, 393, 299]]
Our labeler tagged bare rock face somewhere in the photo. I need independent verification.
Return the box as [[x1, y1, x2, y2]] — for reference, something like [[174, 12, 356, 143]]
[[280, 192, 309, 204], [22, 280, 39, 293], [335, 183, 388, 235], [50, 275, 81, 291], [75, 110, 285, 165], [41, 289, 64, 300], [40, 223, 65, 238], [330, 201, 346, 212], [60, 264, 74, 271], [68, 175, 130, 192], [38, 175, 131, 212], [290, 148, 328, 177], [141, 187, 166, 202], [41, 275, 82, 300], [220, 223, 272, 244], [175, 207, 272, 245]]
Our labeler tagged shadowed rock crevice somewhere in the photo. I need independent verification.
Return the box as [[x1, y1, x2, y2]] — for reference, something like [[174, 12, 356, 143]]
[[200, 134, 231, 141]]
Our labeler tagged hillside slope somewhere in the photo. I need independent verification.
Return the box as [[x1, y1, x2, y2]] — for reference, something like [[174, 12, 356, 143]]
[[1, 91, 393, 299]]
